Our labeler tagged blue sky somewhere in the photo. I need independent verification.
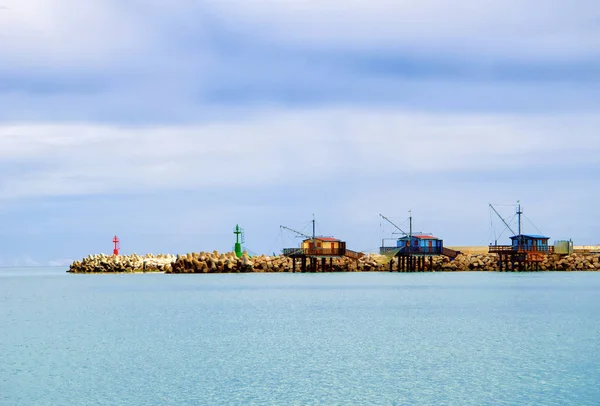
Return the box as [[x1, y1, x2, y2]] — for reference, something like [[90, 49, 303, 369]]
[[1, 0, 599, 266]]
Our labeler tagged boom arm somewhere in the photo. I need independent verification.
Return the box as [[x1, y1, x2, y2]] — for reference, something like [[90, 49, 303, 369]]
[[379, 213, 407, 235], [280, 225, 311, 240], [489, 204, 517, 236]]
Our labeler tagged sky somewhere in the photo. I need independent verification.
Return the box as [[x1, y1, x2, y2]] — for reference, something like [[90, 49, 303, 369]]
[[1, 0, 599, 266]]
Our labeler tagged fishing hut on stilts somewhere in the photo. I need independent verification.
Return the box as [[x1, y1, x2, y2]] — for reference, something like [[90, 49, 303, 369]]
[[488, 202, 553, 271], [281, 217, 363, 272], [379, 212, 459, 272]]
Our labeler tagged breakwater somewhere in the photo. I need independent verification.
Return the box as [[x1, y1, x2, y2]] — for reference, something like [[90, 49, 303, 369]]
[[68, 253, 176, 273], [67, 251, 600, 273]]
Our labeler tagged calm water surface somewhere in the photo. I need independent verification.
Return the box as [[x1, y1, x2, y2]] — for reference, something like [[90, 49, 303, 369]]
[[1, 268, 599, 405]]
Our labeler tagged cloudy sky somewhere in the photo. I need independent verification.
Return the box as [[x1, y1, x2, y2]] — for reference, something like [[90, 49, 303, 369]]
[[1, 1, 599, 266]]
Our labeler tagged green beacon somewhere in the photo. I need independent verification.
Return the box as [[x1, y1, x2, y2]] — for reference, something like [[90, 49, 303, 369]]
[[234, 224, 244, 258]]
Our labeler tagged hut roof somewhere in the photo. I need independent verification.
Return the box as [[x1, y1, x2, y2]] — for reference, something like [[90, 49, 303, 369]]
[[303, 236, 341, 242], [399, 234, 440, 240], [510, 234, 549, 240]]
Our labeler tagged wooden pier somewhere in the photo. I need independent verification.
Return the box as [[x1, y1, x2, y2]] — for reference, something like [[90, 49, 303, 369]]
[[383, 246, 461, 272], [489, 243, 554, 271], [390, 251, 434, 272]]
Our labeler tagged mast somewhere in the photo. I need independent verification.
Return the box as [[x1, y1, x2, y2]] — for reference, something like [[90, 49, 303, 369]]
[[409, 210, 412, 251], [517, 200, 523, 247], [517, 201, 522, 236], [312, 214, 315, 246]]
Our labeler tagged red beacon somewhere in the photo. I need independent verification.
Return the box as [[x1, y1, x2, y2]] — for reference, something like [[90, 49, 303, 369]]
[[113, 235, 120, 256]]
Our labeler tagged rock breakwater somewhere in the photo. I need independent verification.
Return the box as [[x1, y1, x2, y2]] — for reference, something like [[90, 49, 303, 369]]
[[68, 253, 176, 273], [168, 251, 381, 273], [68, 252, 600, 273], [166, 252, 600, 273]]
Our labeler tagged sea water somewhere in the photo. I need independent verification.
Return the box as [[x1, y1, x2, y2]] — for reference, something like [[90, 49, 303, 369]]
[[1, 268, 599, 405]]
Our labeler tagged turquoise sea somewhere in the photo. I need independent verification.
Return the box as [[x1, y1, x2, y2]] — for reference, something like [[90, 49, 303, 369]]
[[1, 268, 599, 405]]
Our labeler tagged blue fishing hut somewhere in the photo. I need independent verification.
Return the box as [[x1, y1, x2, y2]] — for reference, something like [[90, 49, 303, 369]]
[[510, 234, 551, 252], [379, 213, 460, 272], [488, 203, 555, 271], [396, 234, 443, 255]]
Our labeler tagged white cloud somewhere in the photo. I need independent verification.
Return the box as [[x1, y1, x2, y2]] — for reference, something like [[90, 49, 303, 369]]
[[0, 1, 151, 69], [1, 107, 598, 200], [0, 0, 598, 72], [207, 0, 600, 59]]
